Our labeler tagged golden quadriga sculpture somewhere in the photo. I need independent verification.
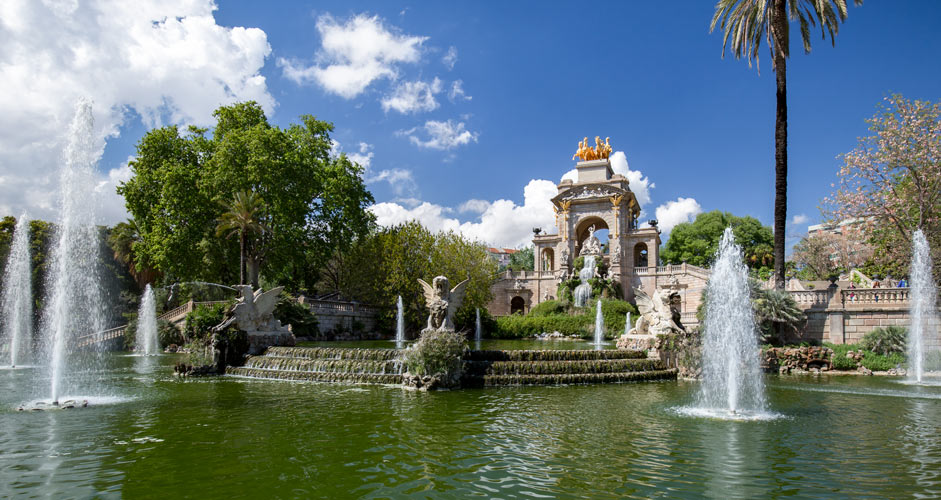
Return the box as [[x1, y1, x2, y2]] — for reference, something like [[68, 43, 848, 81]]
[[572, 136, 613, 161]]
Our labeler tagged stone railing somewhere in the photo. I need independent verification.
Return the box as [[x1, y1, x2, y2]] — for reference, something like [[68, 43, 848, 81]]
[[630, 263, 710, 280], [75, 325, 127, 349], [841, 287, 910, 306], [499, 270, 557, 280], [301, 298, 380, 315], [680, 311, 699, 325], [789, 289, 834, 308], [158, 300, 231, 323]]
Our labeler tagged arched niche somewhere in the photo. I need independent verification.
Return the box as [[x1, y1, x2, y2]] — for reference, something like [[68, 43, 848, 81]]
[[541, 248, 555, 271], [574, 216, 610, 255], [633, 242, 649, 267], [510, 296, 526, 315]]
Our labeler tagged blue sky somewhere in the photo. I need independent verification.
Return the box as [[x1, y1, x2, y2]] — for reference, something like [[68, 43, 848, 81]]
[[2, 1, 940, 250]]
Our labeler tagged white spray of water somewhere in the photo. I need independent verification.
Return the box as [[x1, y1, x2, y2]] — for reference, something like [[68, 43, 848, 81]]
[[395, 295, 405, 347], [909, 230, 939, 383], [40, 99, 105, 404], [696, 228, 766, 415], [574, 255, 596, 308], [594, 299, 604, 349], [475, 307, 482, 342], [2, 214, 33, 367], [625, 312, 631, 336], [136, 284, 159, 355]]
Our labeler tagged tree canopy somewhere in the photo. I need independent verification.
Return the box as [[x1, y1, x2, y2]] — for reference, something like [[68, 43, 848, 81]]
[[661, 211, 774, 272], [318, 222, 497, 335], [117, 101, 375, 290], [824, 95, 941, 278]]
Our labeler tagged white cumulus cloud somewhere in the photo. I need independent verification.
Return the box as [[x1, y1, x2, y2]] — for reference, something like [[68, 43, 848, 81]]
[[448, 80, 472, 102], [381, 77, 442, 114], [278, 14, 426, 99], [791, 213, 809, 225], [442, 46, 458, 70], [369, 168, 417, 196], [0, 0, 275, 223], [403, 120, 478, 150], [655, 197, 702, 236], [370, 179, 557, 247]]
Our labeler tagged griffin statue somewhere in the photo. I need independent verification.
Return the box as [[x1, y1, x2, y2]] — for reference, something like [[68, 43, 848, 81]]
[[418, 276, 470, 333]]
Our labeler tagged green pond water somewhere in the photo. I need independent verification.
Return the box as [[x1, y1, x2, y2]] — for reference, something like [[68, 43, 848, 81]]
[[2, 353, 940, 499]]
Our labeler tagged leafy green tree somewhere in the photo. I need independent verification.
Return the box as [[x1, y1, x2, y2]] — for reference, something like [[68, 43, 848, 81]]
[[711, 0, 861, 289], [506, 246, 534, 271], [661, 211, 774, 271], [118, 101, 374, 289], [107, 219, 160, 290], [216, 190, 269, 287], [321, 222, 497, 335]]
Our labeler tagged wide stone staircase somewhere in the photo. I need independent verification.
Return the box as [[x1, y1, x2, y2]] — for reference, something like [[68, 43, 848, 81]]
[[228, 346, 677, 386], [226, 346, 404, 384], [462, 349, 676, 386]]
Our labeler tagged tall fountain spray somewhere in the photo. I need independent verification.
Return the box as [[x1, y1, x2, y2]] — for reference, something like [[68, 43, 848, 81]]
[[475, 308, 482, 342], [1, 214, 33, 367], [41, 100, 105, 405], [624, 312, 631, 336], [594, 299, 605, 349], [696, 228, 766, 416], [395, 296, 405, 347], [136, 284, 159, 355], [908, 230, 938, 383], [573, 256, 596, 308]]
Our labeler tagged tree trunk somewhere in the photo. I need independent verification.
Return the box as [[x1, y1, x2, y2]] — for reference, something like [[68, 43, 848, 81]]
[[239, 231, 246, 286], [772, 0, 789, 291], [248, 257, 260, 289]]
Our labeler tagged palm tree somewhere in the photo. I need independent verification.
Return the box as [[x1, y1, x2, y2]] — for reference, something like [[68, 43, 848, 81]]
[[108, 219, 160, 289], [217, 190, 269, 286], [711, 0, 861, 290]]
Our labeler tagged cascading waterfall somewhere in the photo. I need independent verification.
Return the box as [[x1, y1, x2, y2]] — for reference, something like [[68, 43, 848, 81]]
[[594, 300, 605, 349], [40, 99, 106, 405], [475, 308, 482, 342], [136, 284, 159, 355], [573, 255, 596, 308], [395, 296, 405, 347], [695, 228, 766, 417], [1, 214, 33, 367], [908, 230, 938, 383]]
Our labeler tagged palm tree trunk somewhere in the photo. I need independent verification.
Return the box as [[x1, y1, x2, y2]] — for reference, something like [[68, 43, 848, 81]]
[[772, 0, 788, 291], [239, 231, 246, 286]]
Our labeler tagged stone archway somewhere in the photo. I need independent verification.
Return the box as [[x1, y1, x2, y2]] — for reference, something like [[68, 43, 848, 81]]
[[633, 242, 649, 267], [541, 248, 554, 271], [574, 216, 609, 255], [510, 296, 525, 315]]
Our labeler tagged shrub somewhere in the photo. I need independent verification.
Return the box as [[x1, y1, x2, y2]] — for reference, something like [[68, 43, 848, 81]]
[[493, 314, 590, 338], [861, 351, 905, 372], [831, 352, 859, 370], [183, 303, 227, 341], [588, 299, 639, 338], [529, 300, 565, 317], [158, 319, 183, 347], [402, 330, 466, 377], [275, 293, 319, 337], [860, 326, 907, 356]]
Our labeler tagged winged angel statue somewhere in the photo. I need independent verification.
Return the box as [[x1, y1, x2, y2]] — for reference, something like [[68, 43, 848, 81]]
[[632, 287, 685, 336], [418, 276, 470, 333], [214, 285, 288, 333]]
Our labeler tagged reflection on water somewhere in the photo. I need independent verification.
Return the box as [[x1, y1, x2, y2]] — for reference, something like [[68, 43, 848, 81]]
[[1, 356, 940, 498]]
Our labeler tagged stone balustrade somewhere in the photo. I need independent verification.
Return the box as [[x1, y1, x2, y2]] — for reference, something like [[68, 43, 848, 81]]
[[841, 288, 910, 306], [789, 289, 834, 308]]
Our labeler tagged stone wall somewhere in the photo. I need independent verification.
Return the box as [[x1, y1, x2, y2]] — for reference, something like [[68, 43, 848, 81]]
[[299, 298, 380, 336]]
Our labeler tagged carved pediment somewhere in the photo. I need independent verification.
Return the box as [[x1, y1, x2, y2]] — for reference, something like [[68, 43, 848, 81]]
[[553, 184, 626, 205]]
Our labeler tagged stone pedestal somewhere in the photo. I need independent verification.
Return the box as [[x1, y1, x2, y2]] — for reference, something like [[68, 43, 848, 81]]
[[616, 333, 658, 358], [247, 331, 296, 355]]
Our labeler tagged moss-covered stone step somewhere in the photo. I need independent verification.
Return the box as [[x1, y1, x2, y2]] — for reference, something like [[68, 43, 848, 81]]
[[477, 369, 677, 386], [467, 358, 665, 376], [464, 349, 647, 362], [243, 356, 402, 375], [226, 366, 403, 384]]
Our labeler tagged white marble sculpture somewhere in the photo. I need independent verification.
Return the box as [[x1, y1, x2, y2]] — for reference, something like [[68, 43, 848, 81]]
[[215, 285, 289, 333], [579, 225, 603, 256], [418, 276, 470, 333], [632, 287, 685, 336]]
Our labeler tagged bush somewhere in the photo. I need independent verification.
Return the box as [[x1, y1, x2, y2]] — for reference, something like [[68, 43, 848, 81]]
[[183, 303, 227, 341], [158, 319, 183, 347], [861, 351, 905, 372], [493, 314, 590, 338], [274, 293, 319, 337], [860, 326, 907, 356], [402, 330, 466, 377], [588, 299, 639, 338], [529, 300, 566, 317]]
